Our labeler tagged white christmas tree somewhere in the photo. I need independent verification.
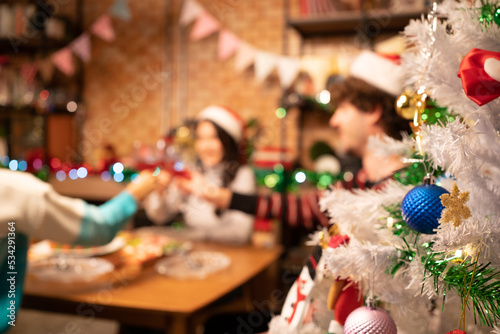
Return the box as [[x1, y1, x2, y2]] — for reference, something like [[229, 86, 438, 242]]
[[269, 1, 500, 333]]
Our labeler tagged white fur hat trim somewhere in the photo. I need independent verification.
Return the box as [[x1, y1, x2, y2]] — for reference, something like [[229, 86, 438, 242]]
[[350, 50, 403, 96], [197, 105, 244, 143]]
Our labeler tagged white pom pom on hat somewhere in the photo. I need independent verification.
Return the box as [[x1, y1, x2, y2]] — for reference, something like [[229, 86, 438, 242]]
[[197, 105, 245, 143], [349, 50, 404, 96]]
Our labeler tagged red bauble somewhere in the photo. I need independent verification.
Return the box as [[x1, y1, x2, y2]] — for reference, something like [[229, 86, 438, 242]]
[[446, 331, 466, 334], [334, 280, 363, 325]]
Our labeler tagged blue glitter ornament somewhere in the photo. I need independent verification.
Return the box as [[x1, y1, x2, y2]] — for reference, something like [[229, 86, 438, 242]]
[[401, 183, 449, 234]]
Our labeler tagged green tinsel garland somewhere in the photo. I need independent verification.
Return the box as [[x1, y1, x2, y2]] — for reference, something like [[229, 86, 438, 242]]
[[384, 203, 500, 327]]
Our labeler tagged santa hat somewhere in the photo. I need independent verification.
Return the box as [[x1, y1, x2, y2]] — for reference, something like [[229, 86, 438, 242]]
[[197, 105, 245, 143], [349, 50, 403, 96]]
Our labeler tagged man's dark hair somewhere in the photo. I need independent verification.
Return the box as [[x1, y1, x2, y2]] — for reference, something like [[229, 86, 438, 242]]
[[329, 77, 411, 139]]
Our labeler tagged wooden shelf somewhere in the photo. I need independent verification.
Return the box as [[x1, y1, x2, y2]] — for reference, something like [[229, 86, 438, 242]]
[[0, 36, 72, 55], [0, 105, 74, 117], [287, 10, 424, 37]]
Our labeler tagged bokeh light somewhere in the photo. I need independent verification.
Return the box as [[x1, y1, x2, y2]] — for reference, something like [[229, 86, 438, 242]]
[[273, 164, 284, 173], [56, 171, 67, 181], [67, 101, 78, 112], [101, 171, 112, 181], [113, 162, 124, 174], [295, 171, 306, 183], [77, 167, 88, 178], [40, 90, 49, 101], [69, 169, 79, 180], [264, 174, 279, 188], [317, 90, 331, 104], [113, 172, 124, 182], [275, 108, 287, 119], [8, 160, 18, 171], [33, 158, 43, 170]]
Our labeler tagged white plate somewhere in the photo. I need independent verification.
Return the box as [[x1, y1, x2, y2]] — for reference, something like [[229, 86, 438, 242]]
[[28, 257, 115, 284], [30, 236, 126, 259], [155, 251, 231, 280]]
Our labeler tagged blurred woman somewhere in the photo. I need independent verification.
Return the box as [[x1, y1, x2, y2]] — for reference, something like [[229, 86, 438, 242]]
[[144, 105, 256, 244]]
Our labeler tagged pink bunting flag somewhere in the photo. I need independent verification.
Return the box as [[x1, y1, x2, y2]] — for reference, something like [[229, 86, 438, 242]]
[[20, 63, 38, 85], [218, 30, 240, 61], [179, 0, 204, 26], [51, 47, 74, 76], [71, 33, 92, 62], [190, 11, 220, 41], [90, 15, 115, 42]]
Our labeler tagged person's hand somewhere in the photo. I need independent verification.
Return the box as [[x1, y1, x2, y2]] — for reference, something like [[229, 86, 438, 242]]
[[125, 170, 171, 201], [155, 170, 172, 192], [174, 171, 232, 209], [174, 171, 202, 195], [200, 187, 232, 209]]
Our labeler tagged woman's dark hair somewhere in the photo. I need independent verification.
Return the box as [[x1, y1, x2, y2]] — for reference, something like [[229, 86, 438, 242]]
[[198, 120, 241, 187], [329, 77, 411, 140]]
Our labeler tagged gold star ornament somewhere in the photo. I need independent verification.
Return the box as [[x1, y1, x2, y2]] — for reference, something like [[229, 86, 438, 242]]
[[440, 183, 472, 228]]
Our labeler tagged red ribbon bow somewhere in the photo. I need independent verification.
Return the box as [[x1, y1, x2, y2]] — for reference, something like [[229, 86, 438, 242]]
[[457, 48, 500, 106]]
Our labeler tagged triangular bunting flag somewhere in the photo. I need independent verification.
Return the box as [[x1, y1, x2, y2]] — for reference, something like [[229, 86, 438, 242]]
[[37, 58, 55, 83], [20, 63, 38, 85], [218, 30, 240, 61], [277, 56, 301, 89], [179, 0, 204, 26], [71, 33, 92, 63], [234, 42, 255, 72], [190, 11, 220, 41], [300, 55, 337, 93], [110, 0, 132, 22], [91, 15, 115, 42], [51, 47, 74, 76], [255, 51, 278, 83]]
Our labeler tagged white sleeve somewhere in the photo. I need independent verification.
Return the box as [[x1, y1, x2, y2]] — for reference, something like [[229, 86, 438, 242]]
[[229, 165, 257, 194], [205, 210, 256, 244], [0, 171, 84, 242], [0, 170, 137, 245]]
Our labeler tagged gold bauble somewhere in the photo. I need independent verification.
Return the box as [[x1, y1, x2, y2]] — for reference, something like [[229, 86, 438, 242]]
[[395, 91, 417, 120]]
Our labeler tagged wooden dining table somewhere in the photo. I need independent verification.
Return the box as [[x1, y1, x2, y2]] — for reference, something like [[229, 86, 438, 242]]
[[22, 242, 283, 334]]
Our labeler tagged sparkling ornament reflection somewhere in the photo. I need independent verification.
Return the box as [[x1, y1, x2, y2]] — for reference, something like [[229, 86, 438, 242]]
[[344, 306, 397, 334], [395, 91, 416, 120]]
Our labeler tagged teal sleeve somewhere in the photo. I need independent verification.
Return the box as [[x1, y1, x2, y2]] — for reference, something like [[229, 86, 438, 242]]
[[75, 191, 138, 246], [0, 232, 29, 333]]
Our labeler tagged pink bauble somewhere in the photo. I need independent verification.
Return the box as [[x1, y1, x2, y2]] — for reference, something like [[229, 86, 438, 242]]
[[344, 306, 397, 334]]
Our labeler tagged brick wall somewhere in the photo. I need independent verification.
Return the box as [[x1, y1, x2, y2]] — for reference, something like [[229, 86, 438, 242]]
[[77, 0, 383, 169], [78, 0, 300, 166]]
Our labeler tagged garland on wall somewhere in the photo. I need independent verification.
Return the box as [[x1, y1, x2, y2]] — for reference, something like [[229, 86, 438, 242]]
[[179, 0, 339, 93], [1, 0, 131, 83]]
